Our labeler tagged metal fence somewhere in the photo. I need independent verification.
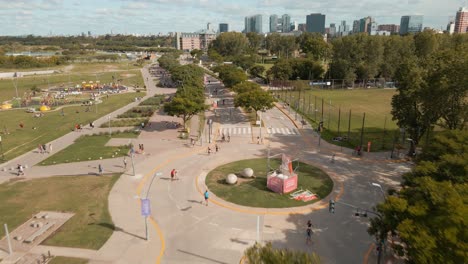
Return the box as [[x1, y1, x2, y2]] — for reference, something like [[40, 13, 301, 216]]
[[271, 88, 414, 153]]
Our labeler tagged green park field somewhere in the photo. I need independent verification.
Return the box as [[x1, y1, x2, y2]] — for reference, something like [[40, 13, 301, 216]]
[[0, 174, 118, 249], [275, 88, 398, 151], [0, 61, 144, 103], [0, 92, 141, 162]]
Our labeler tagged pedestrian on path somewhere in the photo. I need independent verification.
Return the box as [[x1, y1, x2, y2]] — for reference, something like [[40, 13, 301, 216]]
[[42, 144, 47, 154], [98, 164, 103, 175], [215, 144, 219, 153], [306, 220, 313, 245], [204, 190, 209, 206], [48, 144, 53, 154], [123, 157, 127, 169], [170, 169, 178, 181], [227, 134, 230, 143], [207, 147, 212, 155], [38, 144, 43, 154], [17, 164, 24, 176], [331, 153, 336, 163]]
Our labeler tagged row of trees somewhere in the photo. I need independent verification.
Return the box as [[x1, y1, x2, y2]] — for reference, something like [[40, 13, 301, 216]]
[[212, 64, 276, 119], [0, 55, 67, 68], [368, 130, 467, 263], [0, 35, 175, 51], [159, 53, 206, 129]]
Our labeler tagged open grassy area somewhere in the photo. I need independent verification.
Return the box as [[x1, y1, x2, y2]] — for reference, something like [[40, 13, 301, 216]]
[[0, 92, 141, 162], [0, 61, 144, 103], [49, 257, 89, 264], [206, 158, 333, 208], [39, 132, 135, 166], [275, 88, 398, 151], [255, 63, 274, 77], [0, 174, 118, 249]]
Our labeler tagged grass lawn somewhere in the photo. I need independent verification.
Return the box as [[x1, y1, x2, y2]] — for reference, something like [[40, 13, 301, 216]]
[[0, 174, 119, 249], [102, 118, 150, 128], [255, 63, 274, 77], [276, 88, 398, 151], [0, 92, 140, 162], [49, 257, 89, 264], [0, 62, 144, 103], [206, 158, 333, 208], [39, 133, 134, 166]]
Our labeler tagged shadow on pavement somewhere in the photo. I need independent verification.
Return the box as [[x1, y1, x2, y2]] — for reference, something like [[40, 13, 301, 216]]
[[96, 222, 146, 241], [177, 249, 229, 264], [187, 199, 202, 204]]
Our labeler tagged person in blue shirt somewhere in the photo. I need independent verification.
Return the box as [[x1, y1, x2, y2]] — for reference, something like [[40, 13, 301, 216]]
[[204, 190, 209, 206]]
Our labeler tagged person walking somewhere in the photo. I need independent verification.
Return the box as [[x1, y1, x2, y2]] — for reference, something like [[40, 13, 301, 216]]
[[204, 190, 209, 206], [170, 169, 178, 181], [215, 144, 219, 153], [306, 220, 313, 245], [123, 157, 127, 169], [49, 144, 53, 154], [207, 147, 212, 155], [17, 164, 24, 176], [227, 134, 230, 143], [98, 164, 103, 175]]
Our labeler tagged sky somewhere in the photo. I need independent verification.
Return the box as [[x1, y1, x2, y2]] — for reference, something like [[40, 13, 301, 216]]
[[0, 0, 465, 36]]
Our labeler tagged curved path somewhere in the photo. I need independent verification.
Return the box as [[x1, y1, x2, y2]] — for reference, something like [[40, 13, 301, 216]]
[[0, 62, 411, 264]]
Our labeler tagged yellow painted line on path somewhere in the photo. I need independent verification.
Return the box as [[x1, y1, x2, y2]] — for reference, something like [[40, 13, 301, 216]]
[[363, 243, 374, 264], [134, 122, 220, 264]]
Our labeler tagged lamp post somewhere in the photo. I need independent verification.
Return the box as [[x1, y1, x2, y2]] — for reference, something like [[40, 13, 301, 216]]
[[370, 182, 386, 264], [108, 116, 111, 137], [370, 182, 386, 199], [295, 77, 300, 120], [0, 136, 4, 161]]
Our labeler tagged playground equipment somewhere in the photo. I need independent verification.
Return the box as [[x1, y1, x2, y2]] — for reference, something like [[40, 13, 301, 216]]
[[266, 153, 298, 194], [39, 105, 50, 112], [81, 81, 101, 90]]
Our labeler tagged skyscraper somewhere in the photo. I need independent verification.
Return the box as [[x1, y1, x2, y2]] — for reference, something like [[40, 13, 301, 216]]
[[352, 20, 360, 33], [270, 15, 278, 32], [306, 13, 326, 34], [454, 7, 468, 33], [282, 14, 291, 33], [329, 23, 336, 37], [245, 14, 263, 33], [399, 15, 423, 35], [219, 23, 229, 33], [359, 17, 372, 33]]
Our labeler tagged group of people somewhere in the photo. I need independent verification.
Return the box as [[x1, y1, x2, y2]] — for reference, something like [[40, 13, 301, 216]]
[[38, 143, 52, 154], [221, 133, 230, 142], [207, 144, 220, 155]]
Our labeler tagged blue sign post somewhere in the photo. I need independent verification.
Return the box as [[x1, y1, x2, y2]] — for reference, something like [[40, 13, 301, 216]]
[[141, 199, 151, 241], [141, 199, 151, 216]]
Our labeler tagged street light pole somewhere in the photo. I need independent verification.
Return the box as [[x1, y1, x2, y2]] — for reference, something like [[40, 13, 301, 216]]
[[0, 136, 4, 161], [370, 182, 386, 264], [108, 116, 111, 137]]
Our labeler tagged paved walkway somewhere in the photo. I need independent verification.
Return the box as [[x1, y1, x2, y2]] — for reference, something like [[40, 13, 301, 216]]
[[0, 60, 410, 264]]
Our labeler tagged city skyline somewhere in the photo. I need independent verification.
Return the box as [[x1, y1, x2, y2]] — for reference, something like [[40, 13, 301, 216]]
[[0, 0, 464, 36]]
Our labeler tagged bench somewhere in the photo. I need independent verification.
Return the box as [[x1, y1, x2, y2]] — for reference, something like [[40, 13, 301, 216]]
[[24, 222, 55, 243]]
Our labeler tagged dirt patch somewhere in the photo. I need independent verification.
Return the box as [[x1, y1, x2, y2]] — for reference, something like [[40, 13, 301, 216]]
[[121, 73, 136, 77]]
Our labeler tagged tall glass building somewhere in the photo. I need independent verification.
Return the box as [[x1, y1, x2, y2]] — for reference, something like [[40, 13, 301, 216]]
[[399, 15, 423, 35], [245, 15, 263, 33], [306, 13, 326, 34]]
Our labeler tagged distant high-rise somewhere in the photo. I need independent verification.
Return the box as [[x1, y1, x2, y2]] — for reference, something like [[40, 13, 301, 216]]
[[455, 7, 468, 33], [269, 15, 278, 32], [352, 20, 360, 33], [399, 15, 423, 34], [368, 18, 378, 35], [269, 14, 291, 33], [282, 14, 291, 33], [359, 17, 372, 33], [329, 23, 336, 37], [378, 24, 400, 34], [306, 13, 326, 34], [245, 14, 263, 33], [298, 23, 307, 32], [219, 23, 229, 33], [338, 21, 349, 36]]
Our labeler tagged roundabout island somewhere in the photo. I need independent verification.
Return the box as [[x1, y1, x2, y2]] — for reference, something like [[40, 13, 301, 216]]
[[205, 158, 334, 208]]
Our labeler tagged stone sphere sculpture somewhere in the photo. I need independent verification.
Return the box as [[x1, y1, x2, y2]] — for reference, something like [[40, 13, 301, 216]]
[[242, 168, 254, 178], [226, 173, 238, 185]]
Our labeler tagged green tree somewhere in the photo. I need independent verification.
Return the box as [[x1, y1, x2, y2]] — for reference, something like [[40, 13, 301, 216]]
[[233, 55, 255, 71], [368, 178, 468, 264], [232, 81, 260, 94], [190, 49, 203, 60], [245, 242, 321, 263], [215, 65, 247, 88], [170, 64, 205, 89], [267, 59, 293, 81], [297, 32, 331, 61], [234, 89, 276, 119], [210, 32, 248, 57], [248, 65, 265, 78], [163, 89, 206, 129], [404, 130, 468, 185], [246, 32, 264, 53]]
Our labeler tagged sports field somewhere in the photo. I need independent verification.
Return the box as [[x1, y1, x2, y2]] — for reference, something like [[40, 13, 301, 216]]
[[275, 88, 398, 151]]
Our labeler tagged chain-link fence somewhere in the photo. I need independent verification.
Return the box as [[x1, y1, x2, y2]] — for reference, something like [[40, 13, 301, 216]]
[[272, 88, 409, 153]]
